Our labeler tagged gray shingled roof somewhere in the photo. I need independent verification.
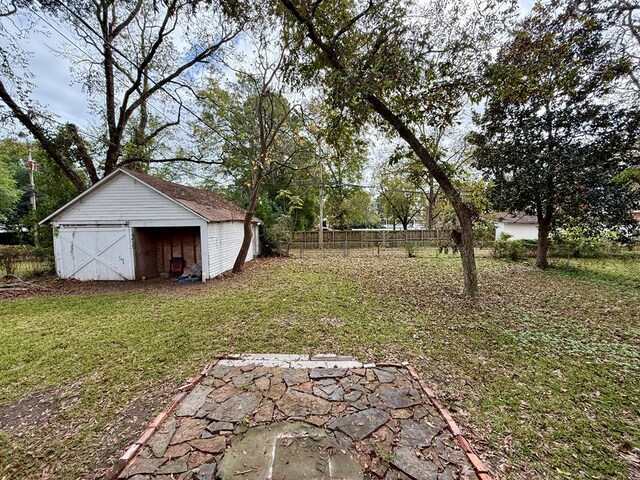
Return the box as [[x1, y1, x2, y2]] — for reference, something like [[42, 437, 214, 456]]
[[493, 212, 538, 225]]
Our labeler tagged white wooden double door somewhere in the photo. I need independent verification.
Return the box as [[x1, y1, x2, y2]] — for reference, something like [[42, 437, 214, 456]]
[[54, 226, 135, 280]]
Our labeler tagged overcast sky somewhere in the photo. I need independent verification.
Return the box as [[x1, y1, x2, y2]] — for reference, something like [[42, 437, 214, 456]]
[[7, 0, 535, 134]]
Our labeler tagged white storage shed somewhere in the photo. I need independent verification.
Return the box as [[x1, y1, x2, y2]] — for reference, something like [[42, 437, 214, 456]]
[[40, 168, 260, 281], [494, 212, 539, 240]]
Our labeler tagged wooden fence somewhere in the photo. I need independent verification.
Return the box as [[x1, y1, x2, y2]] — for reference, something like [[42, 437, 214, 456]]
[[290, 229, 452, 250]]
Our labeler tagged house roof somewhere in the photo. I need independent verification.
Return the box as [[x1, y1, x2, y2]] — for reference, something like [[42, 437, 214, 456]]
[[41, 168, 261, 225], [493, 211, 538, 225]]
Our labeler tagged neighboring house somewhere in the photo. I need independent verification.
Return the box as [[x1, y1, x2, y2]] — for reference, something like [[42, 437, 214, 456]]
[[493, 212, 538, 240], [633, 210, 640, 222], [40, 168, 261, 281]]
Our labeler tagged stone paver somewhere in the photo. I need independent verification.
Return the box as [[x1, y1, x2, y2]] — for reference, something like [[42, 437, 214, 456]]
[[327, 407, 390, 441], [147, 416, 175, 457], [175, 385, 213, 417], [117, 355, 484, 480]]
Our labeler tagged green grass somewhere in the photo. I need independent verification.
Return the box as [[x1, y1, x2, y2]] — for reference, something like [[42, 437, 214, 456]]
[[550, 256, 640, 289], [0, 253, 638, 479]]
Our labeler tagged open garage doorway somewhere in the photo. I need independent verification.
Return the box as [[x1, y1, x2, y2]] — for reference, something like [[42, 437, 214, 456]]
[[132, 227, 202, 280]]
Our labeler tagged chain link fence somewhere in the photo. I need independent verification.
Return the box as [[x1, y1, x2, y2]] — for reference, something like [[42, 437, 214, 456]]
[[0, 246, 54, 279]]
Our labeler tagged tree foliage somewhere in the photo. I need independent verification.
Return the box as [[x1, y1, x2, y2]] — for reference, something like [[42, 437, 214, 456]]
[[196, 30, 316, 269], [377, 171, 423, 230], [471, 3, 640, 268], [0, 138, 77, 244], [567, 0, 640, 102], [0, 1, 246, 192], [0, 161, 19, 221]]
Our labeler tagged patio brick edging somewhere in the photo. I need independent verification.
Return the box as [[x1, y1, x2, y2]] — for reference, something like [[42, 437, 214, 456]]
[[102, 357, 221, 480], [103, 356, 494, 480], [403, 363, 494, 480]]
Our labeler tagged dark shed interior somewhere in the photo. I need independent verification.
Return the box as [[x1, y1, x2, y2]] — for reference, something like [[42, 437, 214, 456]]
[[133, 227, 201, 279]]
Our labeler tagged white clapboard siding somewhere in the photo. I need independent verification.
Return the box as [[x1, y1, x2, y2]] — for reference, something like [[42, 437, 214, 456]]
[[54, 173, 202, 225], [252, 224, 260, 257], [207, 222, 259, 277], [495, 222, 538, 240]]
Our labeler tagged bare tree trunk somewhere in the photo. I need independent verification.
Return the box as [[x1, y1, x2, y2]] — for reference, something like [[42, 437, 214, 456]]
[[454, 201, 478, 296], [536, 216, 551, 269], [427, 176, 435, 229]]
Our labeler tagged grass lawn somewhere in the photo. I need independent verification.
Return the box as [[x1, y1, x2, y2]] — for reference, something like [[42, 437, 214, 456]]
[[0, 251, 638, 479]]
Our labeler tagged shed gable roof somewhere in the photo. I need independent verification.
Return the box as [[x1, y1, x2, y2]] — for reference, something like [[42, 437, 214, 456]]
[[124, 169, 259, 223], [41, 168, 260, 225], [493, 212, 538, 225]]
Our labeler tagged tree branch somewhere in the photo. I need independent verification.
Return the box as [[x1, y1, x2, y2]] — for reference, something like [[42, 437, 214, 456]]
[[0, 80, 86, 192]]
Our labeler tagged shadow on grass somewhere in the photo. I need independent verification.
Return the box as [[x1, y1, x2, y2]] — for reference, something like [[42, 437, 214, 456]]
[[549, 257, 640, 291]]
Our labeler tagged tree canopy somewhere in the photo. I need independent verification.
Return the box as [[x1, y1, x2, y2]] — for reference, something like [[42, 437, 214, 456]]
[[471, 3, 640, 267], [271, 0, 514, 295], [0, 0, 247, 191]]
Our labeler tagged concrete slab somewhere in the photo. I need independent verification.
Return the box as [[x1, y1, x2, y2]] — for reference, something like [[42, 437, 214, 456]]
[[217, 422, 362, 480]]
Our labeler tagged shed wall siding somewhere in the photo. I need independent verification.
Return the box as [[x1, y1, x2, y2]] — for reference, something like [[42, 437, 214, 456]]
[[53, 174, 202, 225], [495, 222, 538, 240], [207, 222, 258, 277]]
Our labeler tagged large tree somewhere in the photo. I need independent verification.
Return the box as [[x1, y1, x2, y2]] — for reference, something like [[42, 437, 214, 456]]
[[0, 1, 245, 192], [471, 3, 640, 268], [273, 0, 513, 295], [307, 104, 372, 230], [196, 32, 315, 272]]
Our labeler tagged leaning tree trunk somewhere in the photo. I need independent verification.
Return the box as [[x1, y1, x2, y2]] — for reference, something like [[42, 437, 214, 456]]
[[536, 216, 551, 269], [278, 0, 479, 295], [232, 182, 262, 273], [365, 95, 479, 296]]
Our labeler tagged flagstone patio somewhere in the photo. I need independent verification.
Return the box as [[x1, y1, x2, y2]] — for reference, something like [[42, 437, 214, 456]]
[[112, 354, 489, 480]]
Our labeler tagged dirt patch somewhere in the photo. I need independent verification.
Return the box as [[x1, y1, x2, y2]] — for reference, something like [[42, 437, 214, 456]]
[[321, 316, 344, 327], [0, 274, 50, 300], [91, 380, 177, 480], [0, 257, 273, 301], [0, 383, 81, 436]]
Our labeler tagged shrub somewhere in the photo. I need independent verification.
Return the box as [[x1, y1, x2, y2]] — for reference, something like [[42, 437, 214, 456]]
[[493, 233, 532, 261], [550, 227, 619, 258], [405, 242, 419, 258], [260, 217, 295, 257], [0, 245, 53, 277], [473, 221, 496, 248]]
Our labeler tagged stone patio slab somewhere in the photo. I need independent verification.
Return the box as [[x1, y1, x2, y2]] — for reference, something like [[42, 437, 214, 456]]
[[113, 354, 490, 480], [217, 422, 362, 480]]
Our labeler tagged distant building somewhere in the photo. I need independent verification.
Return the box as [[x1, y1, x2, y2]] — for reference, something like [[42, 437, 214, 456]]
[[633, 210, 640, 222], [493, 212, 538, 240]]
